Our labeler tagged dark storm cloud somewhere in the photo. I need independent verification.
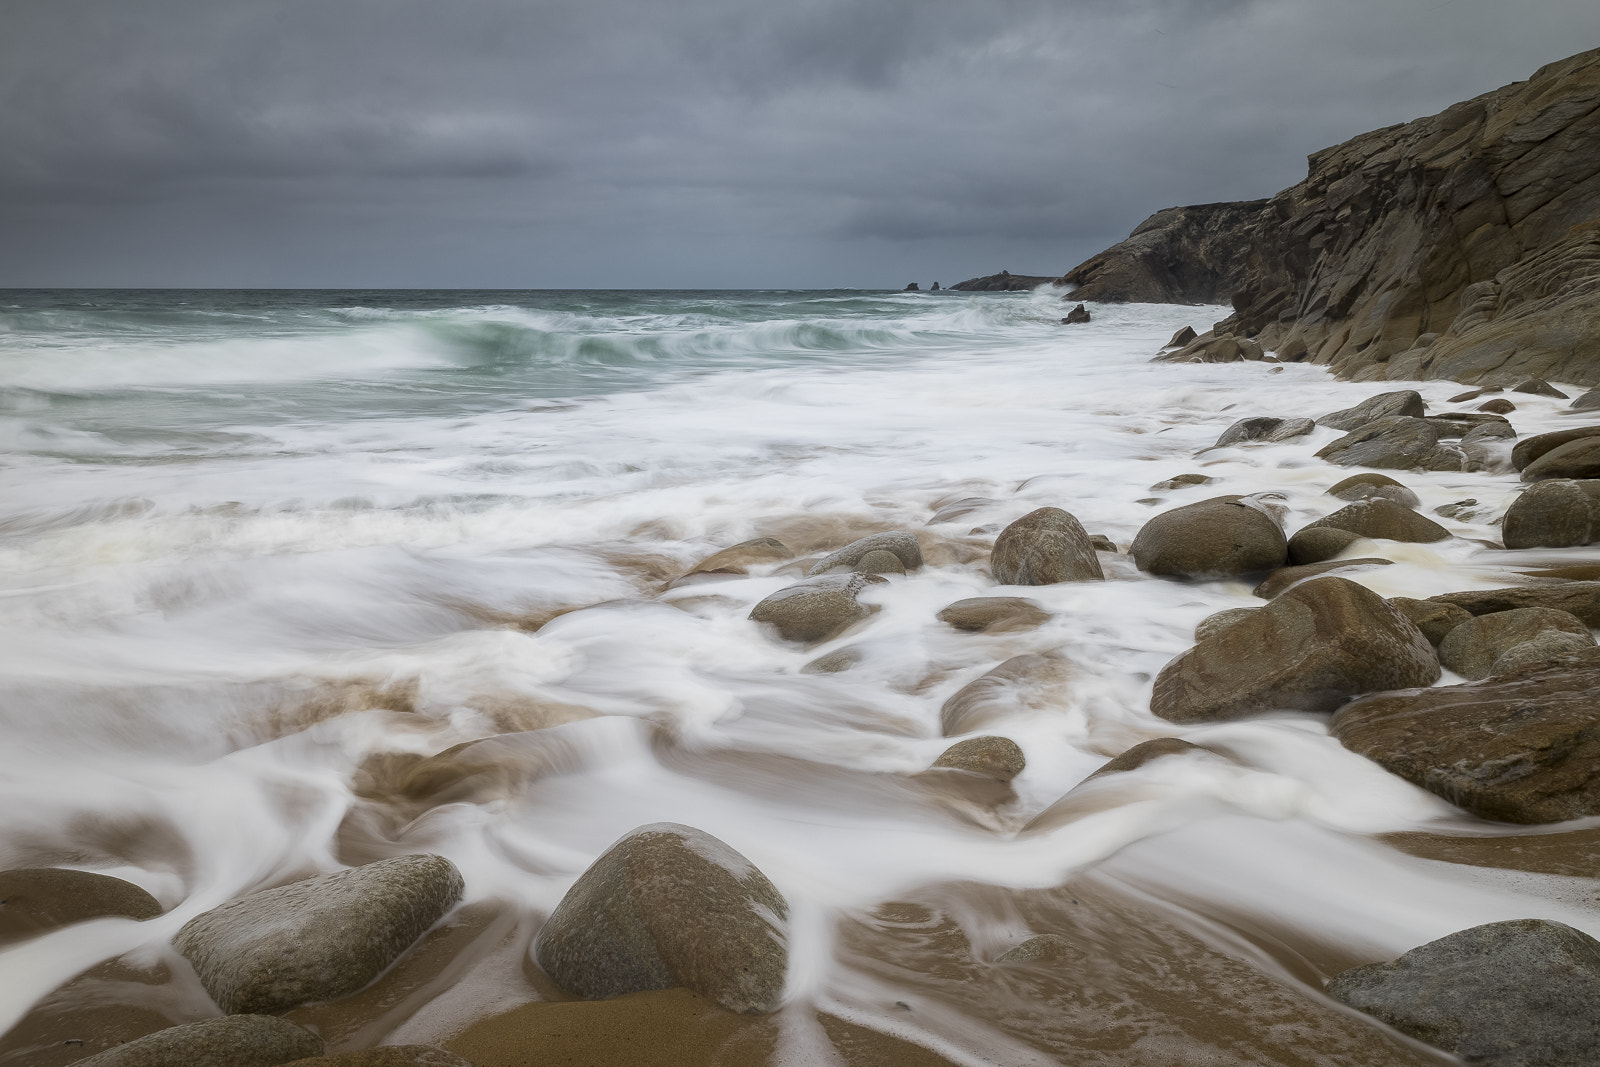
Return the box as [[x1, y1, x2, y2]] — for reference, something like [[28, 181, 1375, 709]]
[[2, 0, 1598, 286]]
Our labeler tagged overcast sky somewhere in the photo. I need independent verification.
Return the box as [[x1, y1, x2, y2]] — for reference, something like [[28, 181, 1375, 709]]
[[3, 0, 1598, 288]]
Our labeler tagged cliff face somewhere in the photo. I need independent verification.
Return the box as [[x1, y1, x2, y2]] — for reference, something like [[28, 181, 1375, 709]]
[[1065, 47, 1600, 386]]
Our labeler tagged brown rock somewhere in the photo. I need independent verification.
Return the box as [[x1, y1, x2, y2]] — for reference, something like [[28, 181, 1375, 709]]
[[806, 532, 923, 576], [1062, 302, 1091, 324], [748, 573, 885, 644], [1387, 597, 1473, 646], [1571, 386, 1600, 411], [851, 548, 905, 575], [1302, 498, 1450, 543], [0, 868, 162, 943], [989, 507, 1103, 585], [1512, 378, 1570, 398], [1211, 416, 1314, 448], [1287, 525, 1364, 565], [1512, 425, 1600, 470], [935, 596, 1050, 633], [1492, 631, 1598, 676], [1522, 436, 1600, 481], [1252, 558, 1394, 599], [1326, 473, 1421, 508], [688, 538, 790, 576], [1151, 577, 1439, 724], [1194, 606, 1259, 641], [74, 1017, 323, 1067], [283, 1049, 477, 1067], [1437, 607, 1594, 680], [1430, 582, 1600, 626], [996, 933, 1076, 963], [931, 736, 1026, 781], [1315, 417, 1463, 471], [1166, 325, 1198, 349], [1477, 398, 1516, 414], [799, 646, 863, 674], [1502, 479, 1598, 548], [1316, 391, 1426, 431], [1085, 738, 1204, 780], [1331, 648, 1600, 822], [1148, 473, 1214, 491], [1131, 496, 1287, 579]]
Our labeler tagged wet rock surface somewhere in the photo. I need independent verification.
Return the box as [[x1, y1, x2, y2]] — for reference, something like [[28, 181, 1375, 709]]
[[1210, 416, 1314, 449], [1314, 417, 1462, 471], [1501, 479, 1599, 548], [1326, 473, 1421, 508], [1315, 391, 1426, 431], [687, 538, 791, 576], [1522, 435, 1600, 481], [1286, 525, 1363, 565], [1131, 496, 1287, 579], [174, 854, 464, 1016], [989, 507, 1103, 585], [1194, 606, 1259, 642], [1301, 498, 1449, 543], [935, 596, 1050, 633], [533, 822, 789, 1014], [1326, 919, 1600, 1066], [74, 1016, 323, 1067], [748, 573, 886, 643], [931, 736, 1026, 782], [939, 653, 1069, 736], [1429, 582, 1600, 626], [1512, 425, 1600, 470], [0, 868, 162, 942], [807, 532, 924, 576], [1437, 606, 1594, 680], [1252, 558, 1393, 600], [1387, 597, 1473, 647]]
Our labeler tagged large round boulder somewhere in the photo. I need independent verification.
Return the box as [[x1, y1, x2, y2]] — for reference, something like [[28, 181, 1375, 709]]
[[0, 868, 162, 943], [1326, 919, 1600, 1066], [1437, 607, 1594, 680], [173, 854, 464, 1016], [1287, 526, 1363, 565], [1301, 498, 1449, 543], [533, 823, 788, 1014], [989, 507, 1103, 584], [805, 532, 923, 576], [1522, 436, 1600, 482], [74, 1016, 323, 1067], [1502, 479, 1597, 548], [1511, 425, 1600, 470], [1151, 577, 1439, 724], [748, 573, 885, 643], [1131, 496, 1287, 579]]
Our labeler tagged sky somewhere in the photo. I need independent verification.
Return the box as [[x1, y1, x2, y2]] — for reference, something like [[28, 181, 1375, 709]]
[[3, 0, 1599, 289]]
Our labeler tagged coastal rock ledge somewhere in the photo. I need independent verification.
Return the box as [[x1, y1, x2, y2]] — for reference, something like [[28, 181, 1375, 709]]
[[1058, 46, 1600, 386]]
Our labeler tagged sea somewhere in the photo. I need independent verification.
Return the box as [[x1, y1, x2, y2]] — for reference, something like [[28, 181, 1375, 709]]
[[1, 288, 1595, 1064]]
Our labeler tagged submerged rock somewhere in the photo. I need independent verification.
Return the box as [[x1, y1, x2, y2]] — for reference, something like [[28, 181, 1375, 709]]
[[748, 573, 885, 643], [1326, 919, 1600, 1067], [996, 933, 1076, 963], [1326, 473, 1420, 508], [1301, 498, 1449, 543], [806, 532, 923, 576], [935, 596, 1050, 633], [75, 1016, 323, 1067], [931, 736, 1026, 781], [1437, 607, 1594, 680], [1151, 577, 1438, 724], [688, 537, 790, 576], [1512, 378, 1570, 398], [533, 823, 788, 1014], [0, 868, 162, 943], [1148, 472, 1214, 492], [1131, 496, 1287, 579], [939, 653, 1069, 736], [174, 854, 463, 1016], [1332, 648, 1600, 822], [989, 507, 1103, 585], [1085, 738, 1204, 780], [799, 646, 863, 674]]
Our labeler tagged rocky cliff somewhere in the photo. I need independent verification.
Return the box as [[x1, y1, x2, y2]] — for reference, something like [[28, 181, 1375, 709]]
[[1062, 46, 1600, 386]]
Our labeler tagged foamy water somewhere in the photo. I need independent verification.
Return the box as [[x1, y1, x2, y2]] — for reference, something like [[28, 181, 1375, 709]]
[[1, 288, 1595, 1060]]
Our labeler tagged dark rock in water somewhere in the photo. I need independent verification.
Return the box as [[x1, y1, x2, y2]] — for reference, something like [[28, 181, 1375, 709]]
[[73, 1016, 323, 1067], [1131, 496, 1287, 579], [1512, 378, 1569, 398], [1571, 386, 1600, 411], [1325, 919, 1600, 1066], [173, 854, 463, 1016], [1165, 325, 1198, 349], [800, 646, 863, 674], [996, 933, 1075, 963], [990, 507, 1103, 585], [1512, 425, 1600, 470], [940, 653, 1068, 736], [1210, 416, 1313, 449], [1431, 582, 1600, 626], [749, 573, 886, 643], [930, 282, 940, 291], [1332, 647, 1600, 822], [1502, 479, 1597, 548], [1286, 525, 1363, 565], [1492, 631, 1598, 676], [1086, 738, 1203, 780], [1194, 607, 1259, 642], [806, 531, 923, 576], [1433, 498, 1480, 520], [904, 282, 920, 291], [688, 537, 791, 576], [1087, 533, 1117, 552], [1437, 607, 1594, 680], [936, 596, 1050, 633], [1522, 435, 1600, 481], [1478, 398, 1516, 414], [533, 823, 788, 1014], [1062, 302, 1091, 324], [948, 271, 1055, 292], [1315, 416, 1463, 471], [1253, 558, 1394, 600], [1151, 577, 1439, 724], [0, 868, 162, 943], [1326, 473, 1420, 508], [931, 736, 1026, 781], [1387, 597, 1473, 647], [1316, 391, 1426, 431], [282, 1048, 477, 1067], [1424, 411, 1513, 439], [1302, 498, 1450, 543], [1448, 389, 1485, 402], [1149, 473, 1213, 492]]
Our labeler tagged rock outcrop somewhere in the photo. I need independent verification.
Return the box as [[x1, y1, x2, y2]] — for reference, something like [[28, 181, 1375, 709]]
[[1063, 47, 1600, 386], [948, 270, 1055, 292]]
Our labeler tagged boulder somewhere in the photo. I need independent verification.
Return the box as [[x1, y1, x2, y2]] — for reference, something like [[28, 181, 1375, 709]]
[[935, 597, 1050, 633], [1062, 302, 1091, 324], [1301, 498, 1450, 543], [1166, 326, 1198, 349], [748, 573, 886, 643], [1088, 534, 1117, 552], [173, 855, 463, 1016], [1131, 496, 1287, 579], [1433, 498, 1482, 520], [904, 282, 919, 291], [1511, 426, 1600, 470], [1478, 398, 1516, 414], [1331, 648, 1600, 822], [989, 507, 1103, 585], [282, 1050, 477, 1067], [0, 868, 162, 942], [1512, 378, 1570, 398], [1194, 607, 1259, 642], [1085, 738, 1204, 780], [688, 538, 790, 576], [996, 933, 1075, 963], [940, 653, 1068, 736], [533, 823, 788, 1014], [1325, 919, 1600, 1066], [1430, 582, 1600, 626], [852, 549, 905, 575], [1492, 631, 1598, 676], [1286, 526, 1363, 565], [1151, 577, 1439, 724], [931, 736, 1026, 782], [74, 1016, 323, 1067], [799, 646, 862, 674], [1460, 421, 1519, 473], [1326, 473, 1420, 508], [1571, 386, 1600, 411], [1315, 416, 1462, 471], [1437, 607, 1594, 680], [1425, 411, 1514, 439], [1502, 479, 1597, 548], [806, 532, 923, 576], [1387, 597, 1473, 647], [1522, 436, 1600, 481], [1252, 558, 1394, 600], [1316, 391, 1426, 431], [1210, 416, 1314, 449], [1148, 473, 1213, 492]]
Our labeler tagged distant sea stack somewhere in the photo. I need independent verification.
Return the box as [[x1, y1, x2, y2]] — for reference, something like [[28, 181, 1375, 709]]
[[1061, 46, 1600, 386], [951, 270, 1055, 291]]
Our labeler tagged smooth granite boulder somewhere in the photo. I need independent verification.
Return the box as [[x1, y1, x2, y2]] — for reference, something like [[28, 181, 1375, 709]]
[[1301, 498, 1450, 543], [1131, 496, 1287, 579], [687, 538, 790, 576], [851, 548, 905, 575], [1429, 582, 1600, 626], [1437, 607, 1594, 680], [75, 1016, 323, 1067], [748, 573, 886, 643], [1326, 473, 1421, 508], [1492, 631, 1597, 676], [1478, 398, 1516, 414], [1522, 436, 1600, 482], [174, 854, 464, 1016], [1316, 391, 1426, 431], [1151, 577, 1439, 724], [283, 1047, 479, 1067], [1286, 525, 1363, 565], [805, 532, 923, 576], [533, 823, 788, 1014], [1331, 648, 1600, 822], [1252, 558, 1393, 600], [1210, 416, 1314, 448], [1502, 479, 1597, 548], [931, 736, 1026, 781], [1315, 416, 1463, 471], [1511, 425, 1600, 470], [0, 868, 162, 942], [1326, 919, 1600, 1067], [989, 507, 1103, 585], [939, 653, 1069, 736], [935, 596, 1050, 633], [1194, 607, 1259, 642], [1387, 597, 1473, 647]]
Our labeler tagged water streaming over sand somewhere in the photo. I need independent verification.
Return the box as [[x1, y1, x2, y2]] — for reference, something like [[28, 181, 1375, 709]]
[[1, 288, 1596, 1064]]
